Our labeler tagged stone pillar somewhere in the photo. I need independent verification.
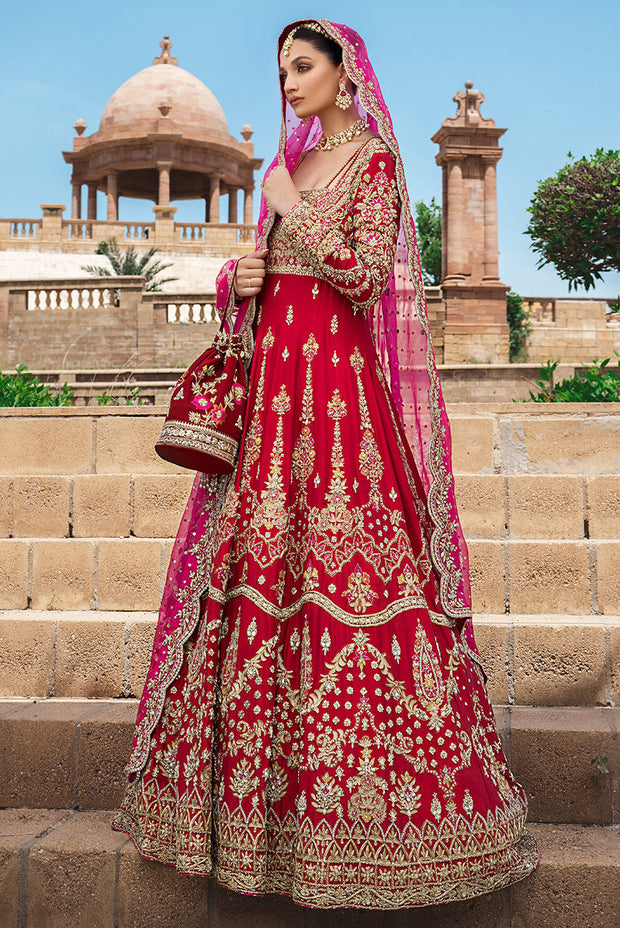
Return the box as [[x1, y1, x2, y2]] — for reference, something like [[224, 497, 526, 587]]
[[87, 183, 97, 220], [152, 205, 177, 245], [244, 187, 254, 225], [157, 161, 173, 208], [445, 159, 466, 282], [71, 182, 82, 220], [209, 175, 220, 223], [482, 155, 500, 281], [432, 81, 509, 363], [106, 173, 119, 222], [228, 187, 238, 224]]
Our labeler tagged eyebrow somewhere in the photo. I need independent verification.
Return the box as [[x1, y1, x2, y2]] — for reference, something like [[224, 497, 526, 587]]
[[279, 55, 313, 73]]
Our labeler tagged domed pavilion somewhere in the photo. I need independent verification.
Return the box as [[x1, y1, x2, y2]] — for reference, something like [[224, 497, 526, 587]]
[[63, 36, 262, 224]]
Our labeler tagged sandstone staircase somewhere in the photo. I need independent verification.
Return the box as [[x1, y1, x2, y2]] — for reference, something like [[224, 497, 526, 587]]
[[0, 403, 618, 928]]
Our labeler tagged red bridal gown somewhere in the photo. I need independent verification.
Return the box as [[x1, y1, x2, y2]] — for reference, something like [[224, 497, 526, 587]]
[[113, 137, 539, 908]]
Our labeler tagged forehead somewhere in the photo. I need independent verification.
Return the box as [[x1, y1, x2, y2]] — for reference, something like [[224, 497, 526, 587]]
[[279, 38, 325, 69]]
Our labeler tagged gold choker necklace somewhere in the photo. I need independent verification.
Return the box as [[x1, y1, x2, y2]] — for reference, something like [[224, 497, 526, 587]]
[[314, 118, 366, 151]]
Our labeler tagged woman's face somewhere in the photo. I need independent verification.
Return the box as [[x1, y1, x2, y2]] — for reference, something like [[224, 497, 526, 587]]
[[278, 38, 344, 119]]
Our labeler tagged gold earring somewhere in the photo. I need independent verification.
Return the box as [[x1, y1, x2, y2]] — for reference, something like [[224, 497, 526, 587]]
[[335, 80, 353, 110]]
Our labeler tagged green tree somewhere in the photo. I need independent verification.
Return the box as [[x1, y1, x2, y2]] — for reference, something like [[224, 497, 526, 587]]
[[525, 148, 620, 291], [414, 197, 442, 286], [506, 291, 533, 362], [82, 239, 178, 292]]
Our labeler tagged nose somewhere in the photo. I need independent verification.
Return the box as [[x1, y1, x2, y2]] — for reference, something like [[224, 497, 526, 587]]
[[284, 73, 298, 96]]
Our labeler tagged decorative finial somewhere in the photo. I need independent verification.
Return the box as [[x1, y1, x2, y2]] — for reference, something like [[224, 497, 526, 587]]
[[154, 35, 178, 66], [240, 125, 254, 142], [74, 118, 86, 136]]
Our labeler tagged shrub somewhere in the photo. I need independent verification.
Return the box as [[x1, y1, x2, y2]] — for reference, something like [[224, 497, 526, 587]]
[[519, 352, 620, 402], [0, 365, 74, 406]]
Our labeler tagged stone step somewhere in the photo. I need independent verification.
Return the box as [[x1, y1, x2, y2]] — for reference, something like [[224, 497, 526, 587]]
[[1, 473, 619, 541], [1, 536, 618, 614], [0, 700, 617, 826], [1, 611, 618, 708], [1, 405, 619, 478], [0, 811, 618, 927]]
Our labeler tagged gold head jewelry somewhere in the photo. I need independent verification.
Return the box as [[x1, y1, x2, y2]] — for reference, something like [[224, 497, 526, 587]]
[[282, 21, 331, 56]]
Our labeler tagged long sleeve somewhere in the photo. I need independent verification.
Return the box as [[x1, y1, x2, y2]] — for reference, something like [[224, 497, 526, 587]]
[[276, 150, 401, 313]]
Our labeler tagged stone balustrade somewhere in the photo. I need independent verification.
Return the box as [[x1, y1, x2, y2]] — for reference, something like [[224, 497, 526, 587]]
[[0, 207, 257, 257]]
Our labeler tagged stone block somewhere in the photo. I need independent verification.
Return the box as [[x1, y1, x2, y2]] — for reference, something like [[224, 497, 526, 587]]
[[133, 474, 194, 537], [587, 475, 620, 539], [0, 809, 67, 928], [449, 416, 495, 474], [510, 707, 616, 824], [470, 619, 509, 705], [77, 702, 136, 810], [507, 475, 584, 539], [128, 617, 157, 697], [31, 539, 94, 610], [596, 541, 620, 614], [0, 539, 29, 609], [118, 841, 210, 928], [55, 616, 125, 697], [454, 475, 505, 539], [207, 880, 304, 928], [0, 416, 92, 474], [511, 416, 620, 475], [96, 416, 181, 474], [0, 615, 53, 697], [467, 541, 506, 614], [611, 624, 620, 706], [508, 542, 591, 614], [513, 620, 608, 706], [12, 475, 70, 538], [0, 700, 91, 807], [72, 474, 131, 537], [511, 823, 620, 928], [27, 811, 125, 928], [97, 539, 162, 611], [0, 476, 10, 535]]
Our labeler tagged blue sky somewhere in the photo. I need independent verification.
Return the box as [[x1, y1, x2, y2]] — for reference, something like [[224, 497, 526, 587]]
[[2, 0, 619, 298]]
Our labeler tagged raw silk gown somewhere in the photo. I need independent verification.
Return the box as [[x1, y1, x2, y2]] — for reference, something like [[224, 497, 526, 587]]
[[113, 138, 539, 908]]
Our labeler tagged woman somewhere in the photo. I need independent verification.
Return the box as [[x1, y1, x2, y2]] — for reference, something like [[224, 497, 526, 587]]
[[113, 19, 540, 909]]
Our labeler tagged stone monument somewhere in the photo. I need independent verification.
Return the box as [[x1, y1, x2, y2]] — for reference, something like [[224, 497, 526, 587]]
[[432, 81, 510, 363]]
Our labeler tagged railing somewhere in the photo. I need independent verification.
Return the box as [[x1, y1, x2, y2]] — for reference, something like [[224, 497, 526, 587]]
[[522, 298, 556, 323], [26, 286, 120, 311], [10, 219, 40, 239], [124, 223, 154, 241], [65, 221, 94, 241], [177, 223, 207, 243], [164, 301, 217, 324]]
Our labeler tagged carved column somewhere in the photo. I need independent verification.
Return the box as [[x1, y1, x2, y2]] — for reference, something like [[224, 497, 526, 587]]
[[71, 182, 82, 220], [445, 159, 466, 281], [432, 81, 509, 363], [87, 183, 97, 220], [243, 187, 254, 225], [228, 187, 238, 224], [482, 155, 500, 281], [106, 173, 119, 222], [209, 175, 220, 223], [157, 161, 173, 208]]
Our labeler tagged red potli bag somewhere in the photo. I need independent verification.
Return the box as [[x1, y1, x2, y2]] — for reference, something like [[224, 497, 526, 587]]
[[155, 295, 256, 473]]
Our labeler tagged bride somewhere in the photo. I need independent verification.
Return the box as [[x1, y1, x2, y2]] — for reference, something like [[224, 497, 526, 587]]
[[113, 18, 540, 909]]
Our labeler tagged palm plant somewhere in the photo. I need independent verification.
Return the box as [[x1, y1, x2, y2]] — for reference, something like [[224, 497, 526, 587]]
[[82, 239, 178, 292]]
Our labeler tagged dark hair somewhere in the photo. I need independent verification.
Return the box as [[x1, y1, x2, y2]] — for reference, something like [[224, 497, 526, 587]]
[[292, 25, 343, 67], [283, 25, 357, 94]]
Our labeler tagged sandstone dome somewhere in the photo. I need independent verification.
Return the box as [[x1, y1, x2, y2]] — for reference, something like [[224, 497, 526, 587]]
[[98, 46, 229, 143]]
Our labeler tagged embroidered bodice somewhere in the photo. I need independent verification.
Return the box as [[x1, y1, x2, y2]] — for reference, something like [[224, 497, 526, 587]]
[[265, 137, 401, 313]]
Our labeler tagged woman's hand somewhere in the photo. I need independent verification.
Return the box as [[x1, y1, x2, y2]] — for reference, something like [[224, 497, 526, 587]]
[[233, 248, 269, 300], [261, 166, 301, 217]]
